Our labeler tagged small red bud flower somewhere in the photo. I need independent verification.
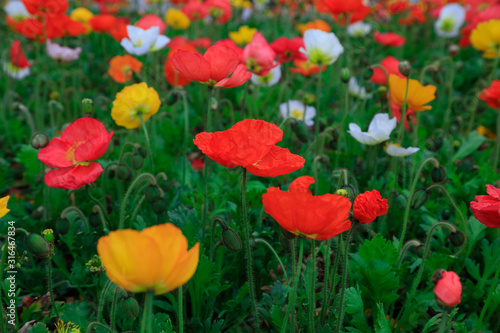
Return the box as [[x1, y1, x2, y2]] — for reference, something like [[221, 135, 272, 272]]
[[352, 190, 389, 223], [433, 270, 462, 307]]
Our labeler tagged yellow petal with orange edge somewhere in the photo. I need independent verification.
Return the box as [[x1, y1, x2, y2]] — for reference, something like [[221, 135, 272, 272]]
[[157, 242, 200, 295], [0, 196, 10, 219], [97, 229, 164, 293]]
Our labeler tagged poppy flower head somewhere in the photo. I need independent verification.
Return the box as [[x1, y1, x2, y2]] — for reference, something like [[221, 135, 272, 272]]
[[136, 14, 166, 34], [289, 59, 326, 76], [353, 190, 389, 224], [371, 56, 403, 85], [478, 80, 500, 109], [374, 31, 406, 47], [262, 176, 352, 240], [433, 270, 462, 307], [22, 0, 69, 15], [38, 117, 114, 189], [97, 223, 200, 295], [470, 184, 500, 228], [89, 14, 117, 33], [297, 19, 331, 35], [194, 119, 304, 177], [182, 0, 210, 21], [242, 33, 277, 76], [206, 0, 232, 24], [270, 37, 306, 63], [10, 40, 30, 69], [389, 74, 436, 112], [470, 19, 500, 58], [164, 44, 197, 87], [108, 55, 143, 83]]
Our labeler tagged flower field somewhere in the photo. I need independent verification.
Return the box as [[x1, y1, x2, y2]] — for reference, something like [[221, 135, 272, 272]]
[[1, 0, 500, 332]]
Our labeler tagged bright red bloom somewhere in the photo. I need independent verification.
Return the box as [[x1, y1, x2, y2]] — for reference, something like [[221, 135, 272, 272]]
[[270, 37, 306, 63], [289, 59, 325, 76], [398, 5, 426, 25], [470, 184, 500, 228], [49, 13, 86, 37], [433, 271, 462, 307], [391, 103, 416, 130], [193, 119, 305, 177], [353, 190, 388, 224], [164, 44, 197, 87], [460, 6, 500, 47], [262, 176, 352, 240], [479, 80, 500, 109], [242, 33, 277, 76], [374, 31, 406, 47], [316, 0, 370, 24], [22, 0, 68, 15], [10, 40, 30, 69], [172, 44, 251, 89], [371, 56, 404, 85], [136, 14, 166, 34], [16, 18, 44, 41], [182, 0, 210, 21], [206, 0, 232, 24], [215, 39, 243, 62], [89, 14, 117, 33], [110, 22, 129, 41], [193, 37, 212, 49], [38, 118, 114, 189]]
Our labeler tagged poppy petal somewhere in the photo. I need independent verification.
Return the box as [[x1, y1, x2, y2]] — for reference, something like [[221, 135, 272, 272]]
[[246, 146, 305, 177], [215, 64, 252, 89], [171, 49, 211, 83], [204, 44, 239, 82], [38, 137, 74, 168], [44, 162, 103, 189]]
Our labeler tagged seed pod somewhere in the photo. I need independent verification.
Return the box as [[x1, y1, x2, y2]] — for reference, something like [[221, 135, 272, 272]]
[[221, 228, 242, 253], [25, 233, 51, 259], [81, 98, 93, 114], [431, 166, 447, 183], [395, 194, 408, 210], [336, 185, 355, 201], [31, 206, 45, 220], [42, 229, 54, 243], [89, 211, 101, 227], [56, 218, 70, 235], [130, 153, 144, 170], [448, 231, 465, 247], [293, 121, 310, 143], [122, 297, 140, 319], [280, 226, 296, 240], [398, 61, 411, 77], [144, 185, 162, 203], [151, 197, 167, 214], [30, 132, 49, 149], [116, 164, 132, 181], [410, 189, 428, 210], [340, 68, 351, 84]]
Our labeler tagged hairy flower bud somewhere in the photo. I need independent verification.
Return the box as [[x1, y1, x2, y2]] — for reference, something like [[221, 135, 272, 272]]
[[221, 228, 242, 253], [130, 153, 145, 170], [431, 166, 447, 183], [293, 121, 310, 143], [398, 61, 411, 77], [448, 231, 465, 247], [122, 297, 140, 319], [340, 68, 351, 84], [144, 185, 162, 203], [151, 197, 167, 214], [410, 189, 428, 210], [30, 132, 50, 149], [25, 233, 51, 259]]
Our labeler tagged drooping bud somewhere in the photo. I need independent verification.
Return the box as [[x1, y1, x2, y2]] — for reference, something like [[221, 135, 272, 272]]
[[410, 189, 428, 210], [431, 166, 447, 183], [448, 44, 459, 57], [30, 132, 50, 149], [81, 98, 93, 114], [293, 121, 310, 142], [56, 218, 70, 235], [398, 61, 411, 77], [158, 180, 170, 193], [122, 297, 140, 319], [340, 68, 351, 84], [151, 197, 167, 214], [144, 185, 162, 203], [395, 193, 408, 210], [106, 165, 117, 179], [89, 211, 101, 227], [448, 231, 465, 247], [221, 228, 242, 253], [116, 164, 132, 181], [377, 86, 387, 99], [25, 233, 51, 259], [137, 146, 148, 158], [130, 153, 145, 170], [42, 229, 54, 243], [31, 206, 45, 220], [363, 67, 374, 81]]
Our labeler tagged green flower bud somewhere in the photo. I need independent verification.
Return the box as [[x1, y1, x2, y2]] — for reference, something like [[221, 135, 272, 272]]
[[56, 218, 70, 235], [398, 61, 412, 77], [158, 180, 170, 193], [31, 206, 45, 220], [336, 185, 355, 201], [106, 165, 117, 179], [410, 189, 429, 210], [395, 194, 408, 210], [448, 231, 465, 247], [81, 98, 93, 114], [221, 228, 242, 253], [137, 146, 148, 158], [30, 132, 50, 149], [116, 164, 132, 181], [377, 86, 388, 98], [25, 233, 51, 259], [340, 68, 351, 84], [122, 297, 140, 319], [151, 197, 167, 214], [42, 229, 54, 243], [89, 211, 101, 227], [144, 185, 162, 203], [130, 153, 144, 170], [431, 166, 447, 183], [293, 121, 310, 143]]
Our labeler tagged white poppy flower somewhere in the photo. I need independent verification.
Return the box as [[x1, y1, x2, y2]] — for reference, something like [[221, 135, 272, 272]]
[[347, 22, 371, 37], [4, 1, 30, 20], [300, 29, 344, 66], [348, 77, 372, 99], [121, 25, 170, 56], [251, 64, 281, 87], [348, 113, 396, 145], [280, 100, 316, 126], [46, 40, 81, 62], [386, 143, 420, 157], [434, 4, 466, 38]]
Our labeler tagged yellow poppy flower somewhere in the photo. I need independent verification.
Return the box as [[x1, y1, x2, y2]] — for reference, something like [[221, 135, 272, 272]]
[[165, 9, 190, 30], [231, 0, 252, 9], [389, 74, 436, 112], [229, 26, 257, 45], [470, 19, 500, 59], [97, 223, 200, 295], [70, 7, 94, 34], [111, 82, 161, 129], [0, 196, 10, 219]]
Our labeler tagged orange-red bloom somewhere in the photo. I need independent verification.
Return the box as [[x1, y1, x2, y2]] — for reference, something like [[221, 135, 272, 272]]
[[108, 55, 142, 83], [315, 0, 369, 24], [433, 270, 462, 307], [89, 14, 117, 33], [172, 44, 251, 89], [289, 59, 325, 76], [270, 37, 306, 63], [470, 184, 500, 228], [194, 119, 305, 177], [135, 14, 166, 34], [182, 0, 210, 21], [479, 80, 500, 109], [353, 190, 388, 224], [262, 176, 352, 240], [374, 31, 406, 47], [164, 44, 197, 87], [38, 117, 113, 189], [22, 0, 68, 15], [297, 19, 331, 35], [206, 0, 232, 24], [371, 56, 404, 85]]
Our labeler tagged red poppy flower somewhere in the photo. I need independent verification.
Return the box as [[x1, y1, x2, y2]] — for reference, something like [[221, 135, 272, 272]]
[[374, 31, 406, 47], [22, 0, 68, 15], [172, 44, 251, 89], [193, 37, 212, 49], [16, 18, 44, 41], [182, 0, 210, 21], [89, 14, 117, 33], [289, 59, 325, 76], [262, 176, 352, 240], [433, 270, 462, 307], [371, 56, 404, 85], [460, 5, 500, 47], [214, 39, 243, 62], [470, 184, 500, 228], [479, 80, 500, 109], [391, 103, 416, 130], [193, 119, 304, 177], [38, 117, 114, 189], [242, 33, 277, 76], [164, 44, 197, 87], [10, 40, 30, 69], [205, 0, 232, 24], [49, 13, 86, 37], [316, 0, 369, 24], [136, 14, 166, 34], [270, 37, 306, 63], [352, 190, 388, 224], [110, 22, 129, 41]]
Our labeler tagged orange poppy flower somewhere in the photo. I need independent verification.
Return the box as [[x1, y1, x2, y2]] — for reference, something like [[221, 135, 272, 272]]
[[262, 176, 352, 240], [389, 74, 436, 112], [193, 119, 305, 177], [289, 59, 326, 76], [297, 19, 331, 35], [108, 55, 142, 84]]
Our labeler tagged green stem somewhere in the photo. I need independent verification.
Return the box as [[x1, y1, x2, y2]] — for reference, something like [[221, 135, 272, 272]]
[[397, 240, 421, 268], [118, 173, 156, 229], [47, 256, 60, 318], [309, 239, 316, 333], [336, 79, 350, 167], [98, 280, 113, 323], [396, 76, 410, 143], [279, 116, 296, 129], [85, 322, 113, 333], [178, 285, 184, 333], [129, 195, 146, 228], [492, 110, 500, 171], [488, 52, 500, 84], [241, 168, 260, 332], [438, 308, 450, 333], [110, 287, 124, 331], [443, 58, 456, 133], [118, 142, 137, 164], [319, 239, 331, 325], [201, 89, 215, 243], [290, 238, 297, 333], [281, 238, 304, 333], [475, 264, 500, 332], [86, 186, 109, 221], [313, 155, 322, 195], [253, 238, 288, 282], [315, 64, 323, 156], [140, 290, 154, 333], [335, 223, 356, 333], [139, 114, 154, 174], [397, 157, 440, 254], [179, 90, 190, 185], [61, 206, 90, 233]]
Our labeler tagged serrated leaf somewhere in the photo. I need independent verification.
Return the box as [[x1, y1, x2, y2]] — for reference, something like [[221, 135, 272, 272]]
[[358, 235, 398, 268], [270, 305, 283, 330], [345, 287, 364, 314], [27, 323, 49, 333], [374, 303, 392, 333], [465, 258, 481, 281]]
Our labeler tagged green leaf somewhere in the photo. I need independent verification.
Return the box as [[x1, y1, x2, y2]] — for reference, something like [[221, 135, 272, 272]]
[[270, 305, 283, 330], [345, 287, 364, 315], [359, 234, 399, 268], [452, 132, 486, 161], [422, 313, 441, 333], [374, 303, 392, 333], [58, 301, 91, 330], [27, 323, 49, 333]]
